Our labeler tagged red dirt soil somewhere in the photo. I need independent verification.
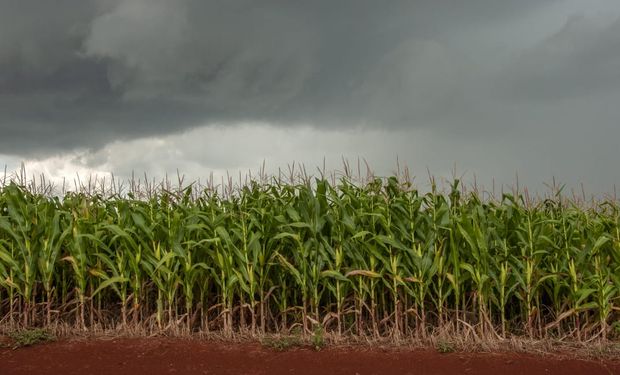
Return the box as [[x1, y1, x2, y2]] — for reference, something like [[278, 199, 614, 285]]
[[1, 338, 619, 375]]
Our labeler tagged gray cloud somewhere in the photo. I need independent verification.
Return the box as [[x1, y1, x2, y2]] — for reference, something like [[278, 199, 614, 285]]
[[1, 0, 560, 156], [3, 0, 620, 194], [498, 15, 620, 101]]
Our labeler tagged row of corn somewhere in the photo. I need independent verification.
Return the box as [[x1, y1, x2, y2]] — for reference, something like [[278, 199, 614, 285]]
[[0, 177, 618, 340]]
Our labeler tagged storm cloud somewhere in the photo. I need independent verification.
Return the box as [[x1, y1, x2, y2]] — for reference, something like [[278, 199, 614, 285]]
[[1, 0, 620, 193], [0, 1, 554, 150]]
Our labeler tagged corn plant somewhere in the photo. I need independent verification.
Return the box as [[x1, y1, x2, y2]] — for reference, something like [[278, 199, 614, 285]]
[[0, 174, 618, 343]]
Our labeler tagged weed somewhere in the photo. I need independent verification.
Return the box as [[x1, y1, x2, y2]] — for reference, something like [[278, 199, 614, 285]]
[[436, 340, 455, 353], [312, 325, 325, 350], [8, 328, 55, 349], [261, 335, 303, 351]]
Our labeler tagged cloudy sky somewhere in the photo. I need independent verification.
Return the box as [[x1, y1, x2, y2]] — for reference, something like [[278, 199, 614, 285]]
[[1, 0, 620, 194]]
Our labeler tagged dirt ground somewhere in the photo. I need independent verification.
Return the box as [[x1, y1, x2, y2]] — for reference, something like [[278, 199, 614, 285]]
[[1, 338, 619, 375]]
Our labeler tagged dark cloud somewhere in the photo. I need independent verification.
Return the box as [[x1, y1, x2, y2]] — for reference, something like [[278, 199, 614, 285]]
[[0, 0, 560, 156], [498, 15, 620, 101]]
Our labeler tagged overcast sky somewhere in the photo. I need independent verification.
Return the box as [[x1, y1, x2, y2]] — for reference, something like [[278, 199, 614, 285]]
[[1, 0, 620, 195]]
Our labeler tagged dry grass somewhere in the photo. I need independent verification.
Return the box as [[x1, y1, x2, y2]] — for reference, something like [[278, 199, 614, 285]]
[[3, 321, 619, 361]]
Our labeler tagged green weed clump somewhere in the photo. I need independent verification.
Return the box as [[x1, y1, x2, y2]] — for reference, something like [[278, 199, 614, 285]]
[[8, 328, 55, 348], [261, 335, 304, 351], [435, 340, 455, 353]]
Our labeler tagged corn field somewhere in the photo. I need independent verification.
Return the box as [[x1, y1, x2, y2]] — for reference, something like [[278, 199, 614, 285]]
[[1, 175, 619, 341]]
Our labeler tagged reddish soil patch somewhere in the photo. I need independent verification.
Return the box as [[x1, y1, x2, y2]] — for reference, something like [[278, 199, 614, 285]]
[[1, 338, 619, 375]]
